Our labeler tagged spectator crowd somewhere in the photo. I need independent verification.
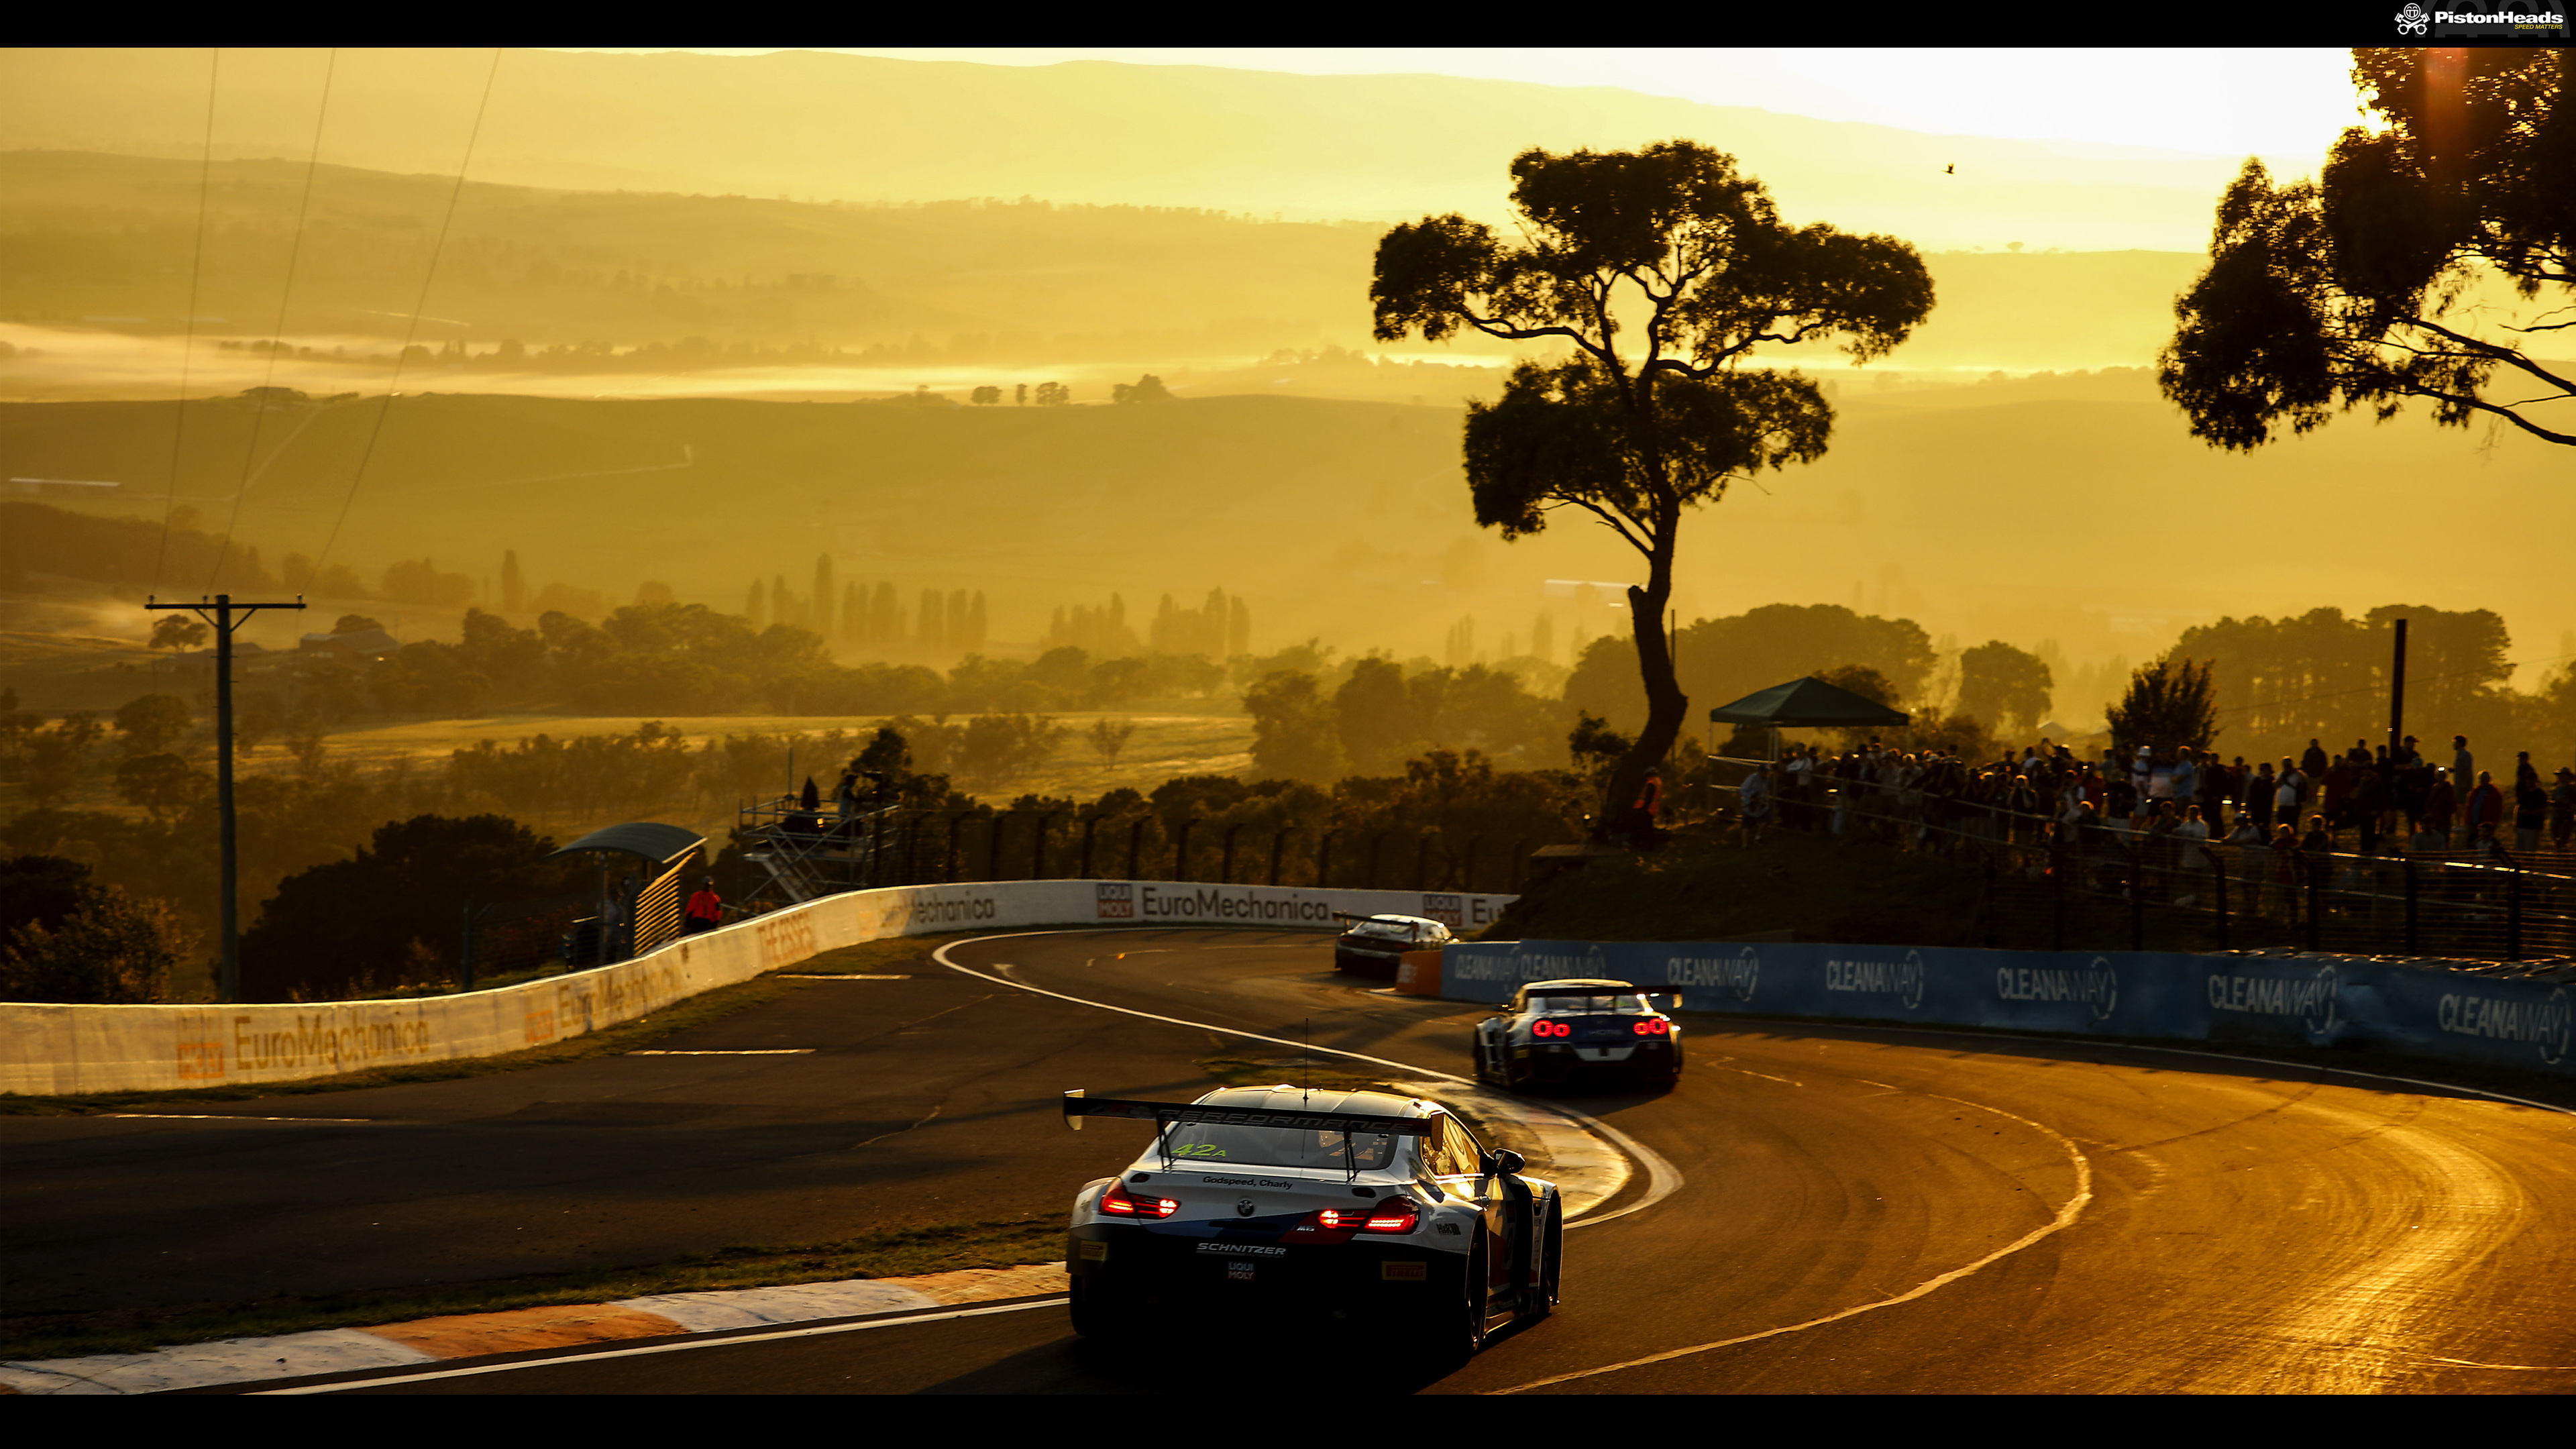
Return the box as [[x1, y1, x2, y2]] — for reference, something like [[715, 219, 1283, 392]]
[[1733, 732, 2575, 892]]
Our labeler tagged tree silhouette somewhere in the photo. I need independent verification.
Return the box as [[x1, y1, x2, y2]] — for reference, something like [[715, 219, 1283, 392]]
[[2106, 652, 2219, 757], [1372, 142, 1933, 824], [1955, 641, 2052, 733], [2161, 48, 2571, 449], [148, 614, 209, 651]]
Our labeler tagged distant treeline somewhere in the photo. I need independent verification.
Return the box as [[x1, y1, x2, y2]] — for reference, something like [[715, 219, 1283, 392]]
[[262, 602, 1281, 721], [0, 500, 594, 614]]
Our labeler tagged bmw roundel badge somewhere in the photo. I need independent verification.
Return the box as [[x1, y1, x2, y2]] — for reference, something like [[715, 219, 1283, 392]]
[[1236, 1198, 1256, 1218]]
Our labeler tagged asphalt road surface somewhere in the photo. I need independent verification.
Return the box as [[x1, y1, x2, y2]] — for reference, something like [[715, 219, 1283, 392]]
[[14, 926, 2574, 1393]]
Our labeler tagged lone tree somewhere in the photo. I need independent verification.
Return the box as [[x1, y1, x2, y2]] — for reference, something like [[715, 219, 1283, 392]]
[[2161, 48, 2571, 449], [2106, 652, 2220, 757], [1372, 142, 1933, 826], [1955, 641, 2053, 735]]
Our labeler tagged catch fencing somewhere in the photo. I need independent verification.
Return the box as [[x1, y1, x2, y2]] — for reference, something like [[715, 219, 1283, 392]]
[[1440, 937, 2573, 1079], [0, 880, 1517, 1097], [1717, 773, 2573, 965]]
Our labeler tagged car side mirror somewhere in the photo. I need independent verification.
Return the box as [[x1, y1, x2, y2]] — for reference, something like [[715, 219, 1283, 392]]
[[1489, 1149, 1525, 1175]]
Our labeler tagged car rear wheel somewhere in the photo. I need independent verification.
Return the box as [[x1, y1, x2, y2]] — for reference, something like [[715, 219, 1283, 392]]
[[1523, 1200, 1562, 1322], [1068, 1275, 1132, 1342], [1416, 1230, 1489, 1367]]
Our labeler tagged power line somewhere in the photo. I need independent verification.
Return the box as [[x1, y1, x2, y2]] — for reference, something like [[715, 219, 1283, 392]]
[[152, 47, 221, 596], [313, 47, 502, 580], [207, 47, 335, 594]]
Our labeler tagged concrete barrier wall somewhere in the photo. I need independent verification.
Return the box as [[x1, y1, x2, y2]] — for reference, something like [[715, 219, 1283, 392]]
[[0, 880, 1516, 1096], [1441, 939, 2573, 1079]]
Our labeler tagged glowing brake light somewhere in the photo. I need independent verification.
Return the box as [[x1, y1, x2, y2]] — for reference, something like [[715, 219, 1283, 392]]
[[1532, 1019, 1570, 1038], [1632, 1019, 1670, 1035], [1101, 1182, 1179, 1219], [1311, 1199, 1419, 1234]]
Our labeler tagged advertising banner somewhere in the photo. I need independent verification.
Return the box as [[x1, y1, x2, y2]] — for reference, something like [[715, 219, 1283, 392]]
[[1440, 939, 2570, 1079], [0, 881, 1514, 1095]]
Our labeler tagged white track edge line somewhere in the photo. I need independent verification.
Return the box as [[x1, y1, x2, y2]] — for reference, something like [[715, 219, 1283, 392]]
[[1738, 1016, 2574, 1116], [250, 1298, 1069, 1393], [1493, 1091, 2095, 1393], [929, 929, 1682, 1226]]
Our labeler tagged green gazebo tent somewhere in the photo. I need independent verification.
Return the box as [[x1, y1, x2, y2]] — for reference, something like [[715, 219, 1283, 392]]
[[1707, 677, 1910, 761]]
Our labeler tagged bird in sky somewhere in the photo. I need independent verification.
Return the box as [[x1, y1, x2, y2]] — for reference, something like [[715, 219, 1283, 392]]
[[1945, 164, 1955, 174]]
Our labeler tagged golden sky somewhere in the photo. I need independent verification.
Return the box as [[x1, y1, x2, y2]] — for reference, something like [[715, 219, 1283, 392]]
[[600, 48, 2368, 162]]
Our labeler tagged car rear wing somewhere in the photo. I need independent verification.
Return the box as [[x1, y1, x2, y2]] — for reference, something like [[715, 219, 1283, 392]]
[[1062, 1089, 1435, 1136]]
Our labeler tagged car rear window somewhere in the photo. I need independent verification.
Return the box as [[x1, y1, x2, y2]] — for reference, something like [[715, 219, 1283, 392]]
[[1346, 919, 1417, 941], [1159, 1121, 1400, 1171], [1528, 992, 1653, 1015]]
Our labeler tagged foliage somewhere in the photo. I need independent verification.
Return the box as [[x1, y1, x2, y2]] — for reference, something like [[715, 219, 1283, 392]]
[[2106, 651, 2220, 756], [0, 855, 180, 1004], [1566, 602, 1937, 733], [1954, 641, 2052, 733], [112, 694, 193, 755], [1567, 711, 1632, 788], [148, 615, 209, 651], [113, 752, 208, 820], [2172, 604, 2518, 764], [1374, 141, 1930, 824], [1244, 671, 1346, 783], [238, 814, 581, 1001], [1085, 716, 1136, 767], [1112, 374, 1173, 402], [0, 501, 285, 596], [2160, 48, 2572, 449], [1813, 664, 1900, 708]]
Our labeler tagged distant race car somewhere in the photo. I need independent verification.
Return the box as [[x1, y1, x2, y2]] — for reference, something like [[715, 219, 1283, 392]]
[[1472, 977, 1684, 1091], [1062, 1085, 1562, 1361], [1332, 912, 1454, 976]]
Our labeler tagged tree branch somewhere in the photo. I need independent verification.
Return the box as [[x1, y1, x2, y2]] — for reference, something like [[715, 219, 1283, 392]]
[[1554, 494, 1654, 557], [2401, 313, 2576, 396]]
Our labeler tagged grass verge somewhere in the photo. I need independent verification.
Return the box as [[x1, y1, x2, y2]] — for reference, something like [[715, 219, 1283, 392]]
[[0, 933, 987, 1116], [0, 1218, 1065, 1363]]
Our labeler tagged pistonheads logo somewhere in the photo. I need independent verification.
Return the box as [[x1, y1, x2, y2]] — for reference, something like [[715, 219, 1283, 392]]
[[2397, 1, 2429, 30]]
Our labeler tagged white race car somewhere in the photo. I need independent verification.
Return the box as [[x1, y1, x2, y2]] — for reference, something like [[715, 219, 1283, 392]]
[[1332, 912, 1454, 977], [1062, 1085, 1562, 1360], [1472, 977, 1684, 1091]]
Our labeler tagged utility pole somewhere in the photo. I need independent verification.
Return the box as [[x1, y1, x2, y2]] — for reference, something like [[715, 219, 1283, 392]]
[[2388, 617, 2408, 760], [146, 592, 306, 1002]]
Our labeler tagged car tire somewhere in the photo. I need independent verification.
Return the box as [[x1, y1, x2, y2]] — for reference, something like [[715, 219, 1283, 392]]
[[1413, 1229, 1489, 1368], [1068, 1275, 1130, 1342], [1522, 1199, 1562, 1322], [1458, 1228, 1492, 1359]]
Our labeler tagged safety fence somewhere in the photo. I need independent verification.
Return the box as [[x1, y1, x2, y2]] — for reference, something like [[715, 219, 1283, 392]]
[[1440, 938, 2573, 1079], [733, 798, 1561, 912], [1716, 777, 2573, 965], [0, 880, 1517, 1096]]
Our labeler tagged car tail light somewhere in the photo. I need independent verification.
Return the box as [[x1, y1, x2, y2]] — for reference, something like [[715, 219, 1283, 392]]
[[1357, 1197, 1419, 1234], [1632, 1019, 1670, 1036], [1300, 1197, 1417, 1236], [1532, 1019, 1570, 1038], [1101, 1182, 1178, 1219]]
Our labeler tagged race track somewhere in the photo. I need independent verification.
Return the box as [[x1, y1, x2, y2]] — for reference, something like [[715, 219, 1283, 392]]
[[15, 926, 2573, 1393]]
